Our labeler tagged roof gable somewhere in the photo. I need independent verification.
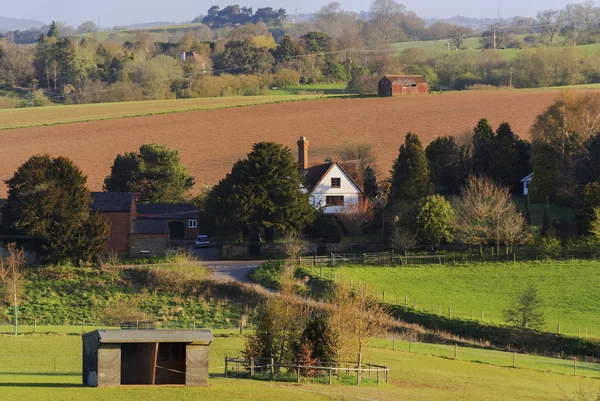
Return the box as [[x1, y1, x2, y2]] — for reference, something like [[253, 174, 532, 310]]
[[382, 75, 427, 85], [136, 203, 199, 219], [91, 192, 135, 213], [303, 162, 363, 194]]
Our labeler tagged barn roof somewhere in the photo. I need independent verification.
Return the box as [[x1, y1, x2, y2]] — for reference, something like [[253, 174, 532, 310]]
[[382, 75, 428, 85], [91, 192, 135, 213], [83, 329, 214, 345], [302, 162, 364, 193], [137, 203, 199, 219], [131, 220, 168, 235]]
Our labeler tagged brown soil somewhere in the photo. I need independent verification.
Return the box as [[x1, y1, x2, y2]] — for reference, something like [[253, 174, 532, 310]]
[[0, 91, 562, 197]]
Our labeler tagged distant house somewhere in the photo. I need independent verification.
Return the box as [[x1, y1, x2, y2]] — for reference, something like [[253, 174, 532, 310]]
[[91, 193, 200, 257], [179, 51, 209, 74], [378, 75, 428, 97], [521, 173, 533, 196], [297, 136, 364, 214]]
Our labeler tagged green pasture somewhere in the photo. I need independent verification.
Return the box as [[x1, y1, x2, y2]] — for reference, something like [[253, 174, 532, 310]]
[[0, 329, 595, 400], [313, 260, 600, 338]]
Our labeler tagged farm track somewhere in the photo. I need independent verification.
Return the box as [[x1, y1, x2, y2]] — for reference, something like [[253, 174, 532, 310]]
[[0, 91, 572, 196]]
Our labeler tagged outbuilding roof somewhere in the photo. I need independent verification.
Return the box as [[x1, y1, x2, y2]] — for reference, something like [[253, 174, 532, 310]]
[[91, 192, 135, 213], [521, 172, 533, 182], [137, 203, 199, 219], [382, 75, 428, 85], [82, 329, 214, 345]]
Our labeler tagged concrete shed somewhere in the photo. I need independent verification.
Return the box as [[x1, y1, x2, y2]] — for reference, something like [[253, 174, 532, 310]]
[[82, 328, 214, 387]]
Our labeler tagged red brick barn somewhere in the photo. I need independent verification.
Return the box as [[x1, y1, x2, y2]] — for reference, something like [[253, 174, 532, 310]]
[[136, 204, 200, 242], [91, 192, 136, 255], [378, 75, 428, 96]]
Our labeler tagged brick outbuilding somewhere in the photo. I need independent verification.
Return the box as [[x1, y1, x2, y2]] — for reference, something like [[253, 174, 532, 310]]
[[91, 192, 136, 255], [378, 75, 428, 96]]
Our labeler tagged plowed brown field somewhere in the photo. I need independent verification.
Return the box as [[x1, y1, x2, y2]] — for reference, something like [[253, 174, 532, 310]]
[[0, 91, 568, 196]]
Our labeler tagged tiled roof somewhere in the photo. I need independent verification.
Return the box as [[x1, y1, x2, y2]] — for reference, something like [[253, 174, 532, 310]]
[[382, 75, 427, 84], [90, 192, 135, 213], [136, 203, 199, 219]]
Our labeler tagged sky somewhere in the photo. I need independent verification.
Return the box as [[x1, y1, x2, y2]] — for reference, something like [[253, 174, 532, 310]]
[[2, 0, 578, 27]]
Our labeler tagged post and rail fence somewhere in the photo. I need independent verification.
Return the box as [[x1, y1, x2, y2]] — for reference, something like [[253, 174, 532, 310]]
[[223, 356, 389, 386]]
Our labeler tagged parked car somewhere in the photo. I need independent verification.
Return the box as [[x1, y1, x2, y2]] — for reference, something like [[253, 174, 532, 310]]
[[195, 235, 210, 248]]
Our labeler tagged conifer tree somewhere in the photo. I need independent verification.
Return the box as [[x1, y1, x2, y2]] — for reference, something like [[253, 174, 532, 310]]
[[541, 195, 552, 237], [104, 144, 194, 203], [206, 142, 315, 241], [472, 118, 495, 176], [0, 155, 109, 263], [388, 133, 432, 206], [524, 194, 532, 225]]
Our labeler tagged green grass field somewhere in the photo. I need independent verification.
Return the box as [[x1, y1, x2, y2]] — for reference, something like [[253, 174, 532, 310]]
[[0, 94, 327, 130], [0, 330, 595, 400], [313, 260, 600, 338]]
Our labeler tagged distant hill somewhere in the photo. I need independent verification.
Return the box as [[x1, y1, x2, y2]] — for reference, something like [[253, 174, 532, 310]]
[[113, 21, 183, 30], [0, 16, 45, 31], [424, 16, 511, 29]]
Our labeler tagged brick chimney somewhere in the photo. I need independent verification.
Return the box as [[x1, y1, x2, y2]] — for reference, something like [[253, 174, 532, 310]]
[[297, 136, 309, 170]]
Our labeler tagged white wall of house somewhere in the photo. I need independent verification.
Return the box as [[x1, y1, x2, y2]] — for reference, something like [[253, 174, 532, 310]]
[[522, 173, 533, 196], [309, 164, 361, 214]]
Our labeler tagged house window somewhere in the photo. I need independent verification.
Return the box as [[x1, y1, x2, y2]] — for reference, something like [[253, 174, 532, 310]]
[[188, 219, 197, 228], [326, 196, 344, 207], [331, 178, 341, 188]]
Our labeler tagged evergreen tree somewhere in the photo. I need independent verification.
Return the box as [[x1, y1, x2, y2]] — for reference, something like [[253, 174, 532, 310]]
[[388, 133, 432, 206], [416, 195, 455, 248], [524, 194, 532, 225], [0, 155, 109, 263], [490, 123, 531, 190], [363, 166, 379, 199], [104, 144, 194, 204], [472, 118, 495, 176], [425, 136, 464, 195], [541, 195, 552, 237], [205, 142, 315, 241], [47, 21, 60, 38], [573, 182, 600, 234], [273, 34, 299, 61], [530, 142, 560, 202]]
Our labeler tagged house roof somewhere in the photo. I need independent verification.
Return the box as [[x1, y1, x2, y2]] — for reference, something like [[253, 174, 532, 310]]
[[136, 203, 199, 219], [521, 173, 533, 182], [302, 162, 363, 193], [382, 75, 428, 85], [82, 329, 214, 345], [90, 192, 135, 213], [131, 219, 168, 235]]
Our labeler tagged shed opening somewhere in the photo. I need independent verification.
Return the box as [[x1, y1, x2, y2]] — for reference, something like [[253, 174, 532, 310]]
[[121, 342, 186, 385]]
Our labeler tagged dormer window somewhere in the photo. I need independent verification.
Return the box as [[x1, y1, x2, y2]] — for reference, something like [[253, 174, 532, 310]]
[[331, 178, 341, 188]]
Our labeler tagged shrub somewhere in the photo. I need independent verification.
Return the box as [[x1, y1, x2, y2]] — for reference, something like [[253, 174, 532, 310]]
[[274, 68, 299, 87], [538, 236, 562, 258], [249, 260, 284, 289], [464, 84, 498, 90], [0, 95, 17, 109], [101, 299, 150, 326]]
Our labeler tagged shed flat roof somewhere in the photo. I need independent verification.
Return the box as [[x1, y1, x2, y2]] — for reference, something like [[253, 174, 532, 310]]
[[83, 329, 214, 345]]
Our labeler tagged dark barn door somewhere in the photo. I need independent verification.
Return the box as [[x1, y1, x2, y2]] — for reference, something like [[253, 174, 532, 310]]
[[168, 221, 185, 240]]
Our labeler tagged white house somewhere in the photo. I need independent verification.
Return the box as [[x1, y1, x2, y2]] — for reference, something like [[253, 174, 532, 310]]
[[521, 173, 533, 195], [297, 136, 363, 214]]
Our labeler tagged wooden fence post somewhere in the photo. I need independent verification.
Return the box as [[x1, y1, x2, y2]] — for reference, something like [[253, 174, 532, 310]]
[[313, 254, 317, 267], [558, 323, 561, 335], [34, 318, 37, 334], [297, 366, 301, 383], [392, 332, 396, 351], [481, 311, 484, 321], [250, 357, 255, 377], [512, 352, 516, 368], [404, 295, 408, 307], [225, 356, 228, 378], [270, 358, 274, 380], [382, 290, 385, 303], [448, 306, 452, 317], [329, 367, 332, 385], [574, 358, 577, 376], [377, 369, 381, 386], [438, 304, 441, 314], [454, 344, 458, 359], [384, 366, 388, 383]]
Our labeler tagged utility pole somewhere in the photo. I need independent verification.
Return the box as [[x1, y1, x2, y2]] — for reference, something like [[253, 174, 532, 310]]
[[493, 27, 497, 50], [14, 283, 18, 336], [509, 70, 513, 89]]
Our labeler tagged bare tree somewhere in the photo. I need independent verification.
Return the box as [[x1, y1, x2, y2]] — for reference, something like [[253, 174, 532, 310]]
[[335, 139, 378, 172], [453, 176, 529, 255], [389, 222, 418, 256], [0, 43, 34, 87], [0, 244, 26, 306], [281, 231, 307, 280], [369, 0, 405, 22], [450, 26, 471, 50], [326, 281, 390, 384], [536, 9, 563, 44], [336, 199, 374, 238]]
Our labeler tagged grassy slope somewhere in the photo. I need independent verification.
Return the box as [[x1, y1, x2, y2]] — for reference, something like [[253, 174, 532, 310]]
[[0, 94, 326, 130], [314, 260, 600, 338], [0, 332, 591, 400]]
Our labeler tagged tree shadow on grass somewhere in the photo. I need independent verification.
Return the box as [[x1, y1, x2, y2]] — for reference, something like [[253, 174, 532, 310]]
[[0, 372, 80, 377], [0, 383, 83, 388]]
